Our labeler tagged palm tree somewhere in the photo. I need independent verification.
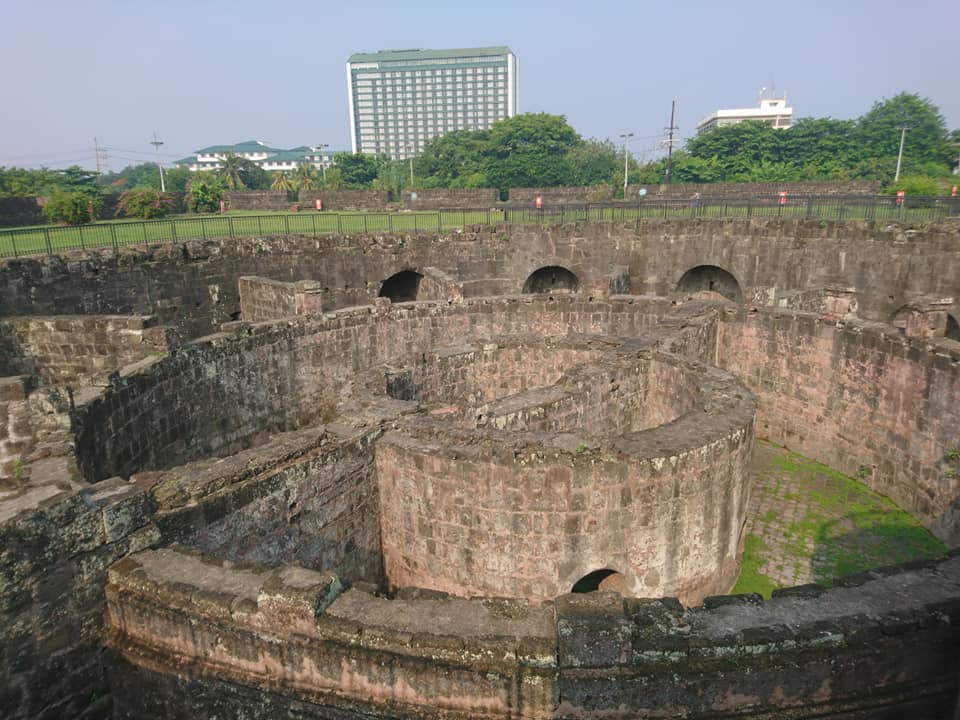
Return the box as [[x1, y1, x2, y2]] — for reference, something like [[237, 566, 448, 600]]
[[271, 171, 292, 192], [218, 153, 245, 190], [293, 163, 317, 191]]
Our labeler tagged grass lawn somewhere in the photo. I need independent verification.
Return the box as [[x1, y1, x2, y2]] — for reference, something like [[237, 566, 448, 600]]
[[731, 441, 946, 598]]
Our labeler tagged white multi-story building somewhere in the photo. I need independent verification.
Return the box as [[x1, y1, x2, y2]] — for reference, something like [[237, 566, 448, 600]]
[[696, 96, 794, 134], [174, 141, 342, 173], [346, 46, 519, 160]]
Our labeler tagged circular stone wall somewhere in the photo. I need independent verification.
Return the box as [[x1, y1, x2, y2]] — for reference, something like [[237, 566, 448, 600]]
[[374, 337, 756, 606]]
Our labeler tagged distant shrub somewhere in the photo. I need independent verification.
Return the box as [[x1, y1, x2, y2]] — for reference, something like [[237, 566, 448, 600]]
[[116, 188, 175, 219], [887, 175, 940, 197], [186, 174, 224, 213], [42, 189, 102, 225]]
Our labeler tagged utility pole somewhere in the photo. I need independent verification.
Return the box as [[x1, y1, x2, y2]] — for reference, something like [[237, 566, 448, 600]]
[[664, 100, 678, 185], [619, 132, 634, 198], [93, 137, 108, 174], [894, 126, 909, 183], [150, 132, 166, 192], [406, 144, 415, 186]]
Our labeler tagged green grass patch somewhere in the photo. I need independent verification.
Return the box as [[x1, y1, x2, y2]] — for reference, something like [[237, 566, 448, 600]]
[[737, 441, 947, 593], [731, 534, 778, 598]]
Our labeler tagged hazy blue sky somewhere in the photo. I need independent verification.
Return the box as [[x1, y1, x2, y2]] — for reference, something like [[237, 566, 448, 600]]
[[2, 0, 957, 170]]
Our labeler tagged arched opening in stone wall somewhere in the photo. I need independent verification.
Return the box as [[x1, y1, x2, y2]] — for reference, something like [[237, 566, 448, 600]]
[[571, 568, 626, 594], [379, 270, 423, 303], [522, 266, 579, 294], [890, 305, 911, 334], [676, 265, 743, 303], [947, 314, 960, 341]]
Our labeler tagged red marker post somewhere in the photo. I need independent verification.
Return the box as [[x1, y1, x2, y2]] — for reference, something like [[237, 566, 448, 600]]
[[315, 198, 323, 211], [778, 191, 788, 205], [535, 194, 542, 210], [896, 190, 906, 207]]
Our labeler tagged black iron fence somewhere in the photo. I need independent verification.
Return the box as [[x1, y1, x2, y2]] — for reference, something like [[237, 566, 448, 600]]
[[1, 194, 958, 259]]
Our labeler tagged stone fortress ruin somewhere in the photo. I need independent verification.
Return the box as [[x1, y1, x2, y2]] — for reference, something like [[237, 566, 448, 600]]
[[1, 217, 959, 718]]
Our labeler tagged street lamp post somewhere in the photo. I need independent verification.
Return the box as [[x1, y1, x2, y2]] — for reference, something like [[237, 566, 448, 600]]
[[406, 144, 414, 187], [619, 133, 634, 198], [150, 132, 165, 192], [315, 144, 330, 182], [894, 126, 910, 183]]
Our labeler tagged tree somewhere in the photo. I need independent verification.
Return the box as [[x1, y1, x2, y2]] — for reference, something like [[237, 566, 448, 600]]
[[236, 158, 271, 190], [218, 153, 245, 190], [334, 152, 379, 188], [856, 93, 953, 172], [566, 139, 620, 187], [97, 163, 164, 191], [271, 171, 292, 192], [292, 164, 317, 191], [162, 166, 192, 194], [322, 166, 343, 190], [483, 113, 580, 193], [416, 129, 488, 188]]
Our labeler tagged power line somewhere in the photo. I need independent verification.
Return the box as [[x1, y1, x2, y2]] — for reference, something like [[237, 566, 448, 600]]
[[104, 146, 183, 158]]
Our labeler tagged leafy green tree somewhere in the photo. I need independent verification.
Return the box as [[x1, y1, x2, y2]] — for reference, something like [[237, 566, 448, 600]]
[[334, 152, 379, 188], [567, 139, 620, 187], [236, 158, 271, 190], [416, 129, 489, 188], [115, 188, 175, 219], [483, 113, 580, 193], [42, 188, 102, 224], [58, 165, 99, 192], [163, 166, 192, 193], [856, 93, 953, 171], [778, 117, 859, 175], [97, 163, 163, 191], [0, 167, 56, 196]]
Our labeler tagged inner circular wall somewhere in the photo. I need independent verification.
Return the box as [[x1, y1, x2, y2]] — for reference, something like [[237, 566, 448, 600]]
[[376, 349, 756, 605]]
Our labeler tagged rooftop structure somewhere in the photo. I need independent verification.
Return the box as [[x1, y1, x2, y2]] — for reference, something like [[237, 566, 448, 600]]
[[346, 46, 519, 160], [696, 96, 794, 134]]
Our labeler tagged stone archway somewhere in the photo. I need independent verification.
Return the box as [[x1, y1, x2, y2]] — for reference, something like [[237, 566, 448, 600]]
[[677, 265, 743, 303], [947, 314, 960, 340], [522, 266, 579, 294], [571, 568, 626, 594], [379, 270, 423, 303]]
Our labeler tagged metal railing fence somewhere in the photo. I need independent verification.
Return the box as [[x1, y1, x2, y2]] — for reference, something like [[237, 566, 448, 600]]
[[1, 194, 957, 259]]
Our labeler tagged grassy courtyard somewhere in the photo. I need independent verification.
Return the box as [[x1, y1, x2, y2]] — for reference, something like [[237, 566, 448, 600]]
[[732, 441, 946, 597]]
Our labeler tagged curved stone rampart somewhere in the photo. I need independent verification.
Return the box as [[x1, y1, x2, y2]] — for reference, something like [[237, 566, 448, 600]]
[[104, 545, 960, 719], [3, 220, 958, 338]]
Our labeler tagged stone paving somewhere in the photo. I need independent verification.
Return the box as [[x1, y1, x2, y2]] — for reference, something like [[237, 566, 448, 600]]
[[740, 440, 946, 593]]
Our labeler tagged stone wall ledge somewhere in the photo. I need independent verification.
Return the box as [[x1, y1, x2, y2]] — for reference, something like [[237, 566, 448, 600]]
[[104, 547, 960, 718]]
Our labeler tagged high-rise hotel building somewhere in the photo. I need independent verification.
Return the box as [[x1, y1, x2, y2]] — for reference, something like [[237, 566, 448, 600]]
[[346, 47, 519, 160]]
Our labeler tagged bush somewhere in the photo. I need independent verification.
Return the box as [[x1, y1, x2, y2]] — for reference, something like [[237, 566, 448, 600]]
[[886, 175, 941, 197], [186, 174, 224, 213], [115, 188, 175, 219], [42, 189, 103, 225]]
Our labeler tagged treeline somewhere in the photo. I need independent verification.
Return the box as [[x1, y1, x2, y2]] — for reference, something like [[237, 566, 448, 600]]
[[3, 92, 956, 214], [643, 93, 958, 194]]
